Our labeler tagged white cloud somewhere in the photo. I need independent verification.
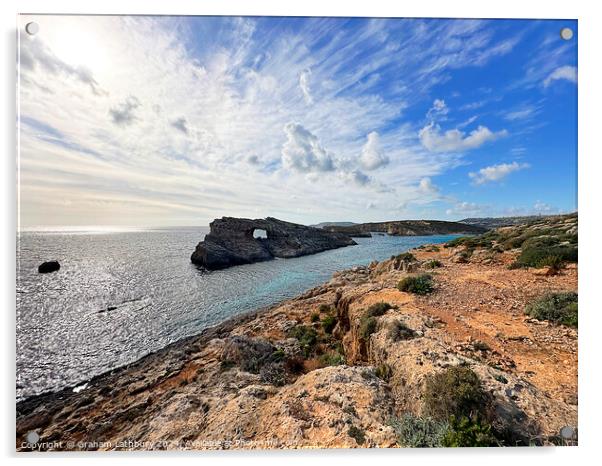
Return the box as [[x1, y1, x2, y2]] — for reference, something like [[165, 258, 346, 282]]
[[469, 161, 529, 185], [418, 177, 439, 195], [504, 106, 537, 121], [16, 16, 529, 226], [543, 65, 577, 87], [419, 123, 508, 153], [299, 68, 313, 104], [445, 201, 488, 217], [427, 98, 449, 120], [359, 131, 389, 170], [109, 96, 141, 126], [281, 123, 335, 173]]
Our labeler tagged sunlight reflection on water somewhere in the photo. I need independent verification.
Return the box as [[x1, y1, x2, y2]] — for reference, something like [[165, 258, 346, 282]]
[[16, 227, 459, 399]]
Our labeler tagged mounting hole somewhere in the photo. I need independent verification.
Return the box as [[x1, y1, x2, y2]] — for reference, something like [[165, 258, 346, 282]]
[[560, 425, 575, 439], [560, 27, 573, 41], [25, 22, 39, 35]]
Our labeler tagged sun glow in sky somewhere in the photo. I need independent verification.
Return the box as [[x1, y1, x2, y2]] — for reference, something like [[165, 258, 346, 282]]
[[17, 15, 577, 227]]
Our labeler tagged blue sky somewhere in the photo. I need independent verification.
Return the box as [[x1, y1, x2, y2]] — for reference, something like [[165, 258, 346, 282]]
[[18, 16, 577, 227]]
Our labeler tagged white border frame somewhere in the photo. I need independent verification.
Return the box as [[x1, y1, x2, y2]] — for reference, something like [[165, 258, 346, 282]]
[[3, 1, 600, 465]]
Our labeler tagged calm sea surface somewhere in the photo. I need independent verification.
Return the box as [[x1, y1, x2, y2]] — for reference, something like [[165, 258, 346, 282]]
[[16, 227, 459, 400]]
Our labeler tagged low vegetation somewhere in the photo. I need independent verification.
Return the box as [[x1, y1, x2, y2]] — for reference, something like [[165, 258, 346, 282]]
[[347, 425, 366, 445], [390, 414, 449, 448], [375, 363, 392, 381], [388, 320, 416, 341], [423, 259, 443, 269], [319, 304, 332, 313], [422, 366, 489, 421], [398, 274, 434, 295], [517, 236, 577, 268], [287, 325, 318, 356], [359, 316, 378, 340], [321, 315, 337, 334], [525, 292, 578, 327], [441, 415, 497, 447], [365, 301, 393, 317], [443, 213, 577, 271], [395, 252, 416, 262], [390, 412, 496, 448], [319, 351, 345, 367]]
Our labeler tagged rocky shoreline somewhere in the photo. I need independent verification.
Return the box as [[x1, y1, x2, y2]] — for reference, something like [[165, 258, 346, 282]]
[[17, 216, 578, 450]]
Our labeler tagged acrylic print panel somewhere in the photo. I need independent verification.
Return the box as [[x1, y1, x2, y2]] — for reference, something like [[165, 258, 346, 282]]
[[16, 15, 578, 451]]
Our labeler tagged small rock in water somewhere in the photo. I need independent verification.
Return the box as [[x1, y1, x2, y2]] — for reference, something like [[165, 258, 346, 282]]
[[38, 261, 60, 274]]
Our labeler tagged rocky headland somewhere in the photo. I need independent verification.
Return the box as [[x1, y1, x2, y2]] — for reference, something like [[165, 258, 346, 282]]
[[325, 220, 487, 238], [191, 217, 357, 270], [17, 214, 578, 450]]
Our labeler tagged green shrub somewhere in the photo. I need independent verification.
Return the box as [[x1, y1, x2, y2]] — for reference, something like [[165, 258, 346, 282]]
[[424, 259, 443, 269], [456, 250, 472, 263], [398, 274, 434, 295], [423, 366, 489, 421], [441, 415, 497, 447], [445, 236, 492, 249], [390, 414, 449, 448], [375, 363, 392, 381], [310, 312, 320, 322], [518, 236, 577, 267], [319, 351, 345, 366], [319, 304, 332, 313], [396, 252, 416, 262], [288, 325, 318, 356], [534, 254, 565, 272], [525, 292, 578, 327], [359, 316, 378, 340], [321, 315, 337, 334], [347, 426, 366, 445], [260, 362, 287, 386], [366, 301, 393, 317], [388, 321, 416, 341]]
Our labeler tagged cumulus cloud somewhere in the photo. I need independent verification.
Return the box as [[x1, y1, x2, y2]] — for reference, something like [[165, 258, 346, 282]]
[[281, 123, 335, 172], [343, 169, 371, 186], [299, 69, 313, 104], [418, 177, 439, 195], [109, 96, 141, 126], [469, 161, 529, 185], [170, 117, 188, 134], [359, 132, 389, 170], [419, 123, 508, 153], [543, 65, 577, 87]]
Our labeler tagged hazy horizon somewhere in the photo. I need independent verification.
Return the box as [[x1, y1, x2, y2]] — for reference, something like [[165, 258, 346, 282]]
[[18, 16, 577, 228]]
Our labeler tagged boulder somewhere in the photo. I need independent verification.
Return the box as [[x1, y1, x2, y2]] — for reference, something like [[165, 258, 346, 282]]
[[38, 261, 60, 274]]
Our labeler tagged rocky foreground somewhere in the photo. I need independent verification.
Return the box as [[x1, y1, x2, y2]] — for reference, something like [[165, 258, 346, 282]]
[[17, 215, 578, 450]]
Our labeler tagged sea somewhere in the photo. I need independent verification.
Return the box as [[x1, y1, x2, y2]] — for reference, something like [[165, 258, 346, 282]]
[[16, 226, 460, 400]]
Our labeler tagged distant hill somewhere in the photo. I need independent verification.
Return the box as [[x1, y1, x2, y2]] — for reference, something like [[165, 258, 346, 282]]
[[459, 214, 561, 230], [325, 220, 486, 237], [311, 221, 357, 229]]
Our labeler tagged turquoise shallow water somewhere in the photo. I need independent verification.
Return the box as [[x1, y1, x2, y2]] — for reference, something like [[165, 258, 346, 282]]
[[16, 227, 460, 399]]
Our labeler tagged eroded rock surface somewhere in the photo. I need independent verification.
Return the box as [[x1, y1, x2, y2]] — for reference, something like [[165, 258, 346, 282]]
[[191, 217, 357, 270]]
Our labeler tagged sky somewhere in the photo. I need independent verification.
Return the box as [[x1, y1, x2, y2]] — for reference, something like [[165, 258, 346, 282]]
[[17, 16, 577, 228]]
